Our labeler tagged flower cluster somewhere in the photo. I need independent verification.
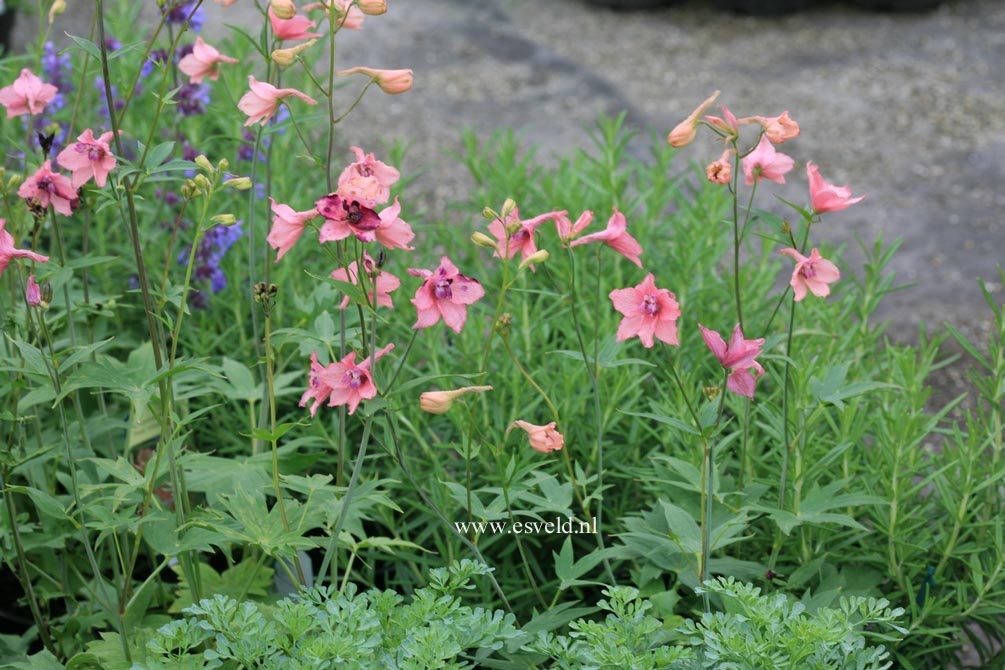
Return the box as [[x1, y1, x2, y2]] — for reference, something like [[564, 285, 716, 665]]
[[177, 221, 245, 309]]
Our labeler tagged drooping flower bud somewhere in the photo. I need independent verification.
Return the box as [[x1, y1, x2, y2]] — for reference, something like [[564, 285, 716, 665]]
[[357, 0, 387, 15], [25, 275, 42, 307], [270, 0, 297, 20]]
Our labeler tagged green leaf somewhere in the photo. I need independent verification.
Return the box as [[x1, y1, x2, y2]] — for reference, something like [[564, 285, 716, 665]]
[[619, 410, 699, 435], [66, 34, 101, 60], [660, 500, 701, 554], [10, 486, 68, 522]]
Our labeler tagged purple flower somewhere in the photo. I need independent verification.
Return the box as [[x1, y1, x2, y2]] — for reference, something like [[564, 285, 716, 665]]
[[178, 221, 245, 307], [163, 1, 205, 32], [177, 83, 210, 116]]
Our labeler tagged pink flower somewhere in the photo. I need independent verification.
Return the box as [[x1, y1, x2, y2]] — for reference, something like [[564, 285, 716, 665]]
[[337, 146, 399, 209], [0, 219, 49, 278], [420, 385, 492, 414], [267, 198, 318, 261], [569, 207, 643, 268], [510, 420, 564, 454], [408, 256, 485, 334], [18, 161, 77, 216], [55, 128, 117, 189], [300, 344, 394, 416], [487, 207, 555, 268], [609, 273, 681, 348], [754, 111, 799, 144], [667, 90, 719, 148], [336, 67, 413, 95], [25, 275, 42, 306], [704, 105, 742, 138], [705, 148, 734, 185], [554, 210, 593, 244], [316, 194, 414, 249], [742, 135, 794, 186], [269, 7, 322, 40], [0, 68, 58, 118], [373, 198, 415, 250], [778, 247, 840, 301], [806, 162, 865, 214], [331, 250, 401, 309], [304, 0, 365, 30], [237, 76, 317, 126], [699, 324, 765, 399], [177, 37, 238, 84]]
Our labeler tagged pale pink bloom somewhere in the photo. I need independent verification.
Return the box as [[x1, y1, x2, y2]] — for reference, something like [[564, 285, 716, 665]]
[[667, 90, 719, 147], [55, 128, 117, 189], [742, 135, 794, 186], [699, 323, 765, 399], [300, 344, 394, 416], [510, 420, 564, 454], [0, 68, 58, 118], [569, 207, 643, 268], [238, 76, 317, 126], [487, 207, 555, 268], [806, 162, 865, 214], [337, 146, 399, 209], [754, 111, 799, 144], [267, 198, 318, 261], [420, 385, 492, 414], [609, 273, 681, 348], [778, 247, 840, 301], [705, 148, 734, 185], [269, 7, 322, 40], [408, 256, 485, 334], [331, 250, 401, 309], [25, 275, 41, 307], [18, 161, 77, 216], [704, 105, 742, 137], [304, 0, 365, 30], [374, 198, 415, 250], [336, 67, 413, 95], [0, 219, 49, 278], [177, 37, 238, 84], [316, 194, 413, 249], [554, 210, 593, 244]]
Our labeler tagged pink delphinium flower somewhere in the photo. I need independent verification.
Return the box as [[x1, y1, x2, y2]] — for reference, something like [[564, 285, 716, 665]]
[[487, 207, 555, 267], [178, 37, 238, 84], [420, 385, 492, 414], [316, 194, 413, 249], [806, 162, 865, 214], [554, 209, 593, 244], [25, 275, 42, 307], [699, 323, 766, 399], [704, 105, 742, 138], [267, 198, 318, 261], [0, 68, 58, 118], [300, 344, 394, 416], [408, 256, 485, 334], [337, 146, 399, 209], [336, 67, 413, 95], [510, 420, 564, 454], [373, 198, 415, 250], [331, 250, 400, 309], [56, 128, 117, 189], [269, 7, 322, 40], [304, 0, 365, 30], [0, 219, 49, 278], [778, 247, 840, 301], [754, 111, 799, 144], [609, 273, 681, 348], [705, 148, 734, 185], [18, 161, 77, 216], [667, 90, 720, 148], [742, 135, 794, 186], [569, 207, 643, 268], [238, 76, 317, 126]]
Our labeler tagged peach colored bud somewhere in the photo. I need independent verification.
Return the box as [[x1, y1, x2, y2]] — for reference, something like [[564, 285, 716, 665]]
[[705, 148, 733, 185], [336, 66, 413, 94], [357, 0, 387, 14], [420, 385, 493, 414], [271, 0, 297, 19], [272, 39, 317, 66], [667, 90, 720, 148]]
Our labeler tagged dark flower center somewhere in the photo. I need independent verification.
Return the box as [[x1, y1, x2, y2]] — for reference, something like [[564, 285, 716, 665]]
[[434, 279, 453, 300], [641, 294, 659, 316], [342, 368, 365, 389]]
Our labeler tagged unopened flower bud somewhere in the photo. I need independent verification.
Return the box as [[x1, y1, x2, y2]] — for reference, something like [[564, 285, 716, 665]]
[[419, 385, 493, 414], [471, 231, 499, 251], [211, 213, 238, 226], [25, 275, 42, 307], [482, 206, 499, 220], [519, 249, 549, 270], [48, 0, 67, 24], [8, 174, 23, 190], [193, 174, 212, 191], [272, 39, 317, 67], [702, 385, 721, 401], [217, 158, 230, 173], [336, 66, 413, 95], [357, 0, 387, 15], [194, 154, 214, 173], [781, 220, 791, 235], [500, 198, 517, 219], [223, 176, 253, 190], [270, 0, 297, 20]]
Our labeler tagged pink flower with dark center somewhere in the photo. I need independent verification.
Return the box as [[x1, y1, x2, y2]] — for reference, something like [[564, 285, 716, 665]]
[[267, 198, 318, 261], [56, 128, 117, 189], [0, 218, 49, 278], [18, 161, 77, 216], [778, 247, 840, 301], [300, 343, 394, 416], [807, 162, 865, 214], [408, 256, 485, 334], [609, 273, 681, 348], [299, 352, 335, 417], [0, 68, 58, 118], [331, 250, 400, 309], [569, 207, 643, 268], [510, 420, 564, 454], [316, 194, 413, 249], [178, 37, 238, 84], [487, 207, 556, 268], [269, 7, 322, 40], [337, 146, 399, 209], [699, 323, 766, 399], [238, 76, 317, 126], [742, 135, 794, 186]]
